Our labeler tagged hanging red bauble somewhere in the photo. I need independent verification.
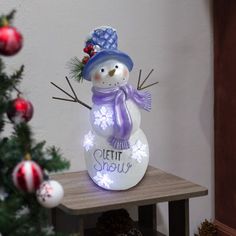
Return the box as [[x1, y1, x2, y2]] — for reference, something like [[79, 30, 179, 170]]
[[7, 97, 34, 123], [0, 26, 23, 56], [12, 160, 43, 193]]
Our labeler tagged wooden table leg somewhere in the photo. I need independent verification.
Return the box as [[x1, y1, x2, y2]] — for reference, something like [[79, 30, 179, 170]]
[[51, 208, 84, 235], [51, 208, 58, 231], [138, 204, 157, 230], [78, 216, 84, 236], [168, 199, 189, 236]]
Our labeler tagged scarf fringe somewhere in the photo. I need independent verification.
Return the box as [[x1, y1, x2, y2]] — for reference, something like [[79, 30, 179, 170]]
[[143, 91, 152, 111], [108, 137, 130, 150]]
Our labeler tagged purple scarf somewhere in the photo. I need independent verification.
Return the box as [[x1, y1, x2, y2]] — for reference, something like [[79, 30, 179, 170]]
[[92, 84, 151, 150]]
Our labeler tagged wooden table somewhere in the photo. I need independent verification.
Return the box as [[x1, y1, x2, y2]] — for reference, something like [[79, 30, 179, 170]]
[[51, 166, 208, 236]]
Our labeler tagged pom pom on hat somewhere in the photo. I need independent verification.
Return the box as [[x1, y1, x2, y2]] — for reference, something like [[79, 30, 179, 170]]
[[86, 26, 118, 50]]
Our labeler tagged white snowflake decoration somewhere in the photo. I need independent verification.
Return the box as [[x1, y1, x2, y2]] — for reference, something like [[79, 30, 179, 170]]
[[94, 106, 114, 130], [36, 181, 53, 202], [93, 172, 113, 189], [131, 140, 147, 163], [15, 206, 30, 219], [83, 131, 95, 151], [0, 187, 8, 201], [42, 226, 54, 235]]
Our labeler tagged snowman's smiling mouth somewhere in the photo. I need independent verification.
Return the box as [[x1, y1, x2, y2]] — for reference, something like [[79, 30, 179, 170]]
[[101, 78, 126, 87]]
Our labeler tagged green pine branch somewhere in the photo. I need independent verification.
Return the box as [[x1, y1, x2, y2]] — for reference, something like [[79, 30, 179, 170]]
[[0, 10, 16, 27], [10, 65, 24, 80], [34, 146, 70, 173], [13, 123, 33, 154], [68, 57, 84, 82], [6, 9, 16, 23], [0, 58, 5, 72]]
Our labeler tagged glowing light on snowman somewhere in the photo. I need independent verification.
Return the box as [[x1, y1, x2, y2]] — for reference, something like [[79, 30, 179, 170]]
[[52, 26, 157, 190]]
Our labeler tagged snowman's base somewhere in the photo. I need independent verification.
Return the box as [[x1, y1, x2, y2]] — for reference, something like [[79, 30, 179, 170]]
[[84, 129, 149, 190], [88, 166, 147, 191]]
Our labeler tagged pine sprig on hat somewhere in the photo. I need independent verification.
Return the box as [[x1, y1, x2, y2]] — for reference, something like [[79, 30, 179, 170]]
[[69, 42, 98, 82], [68, 57, 85, 83]]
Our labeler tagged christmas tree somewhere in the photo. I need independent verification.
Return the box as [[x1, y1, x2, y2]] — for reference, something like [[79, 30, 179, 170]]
[[0, 10, 70, 236]]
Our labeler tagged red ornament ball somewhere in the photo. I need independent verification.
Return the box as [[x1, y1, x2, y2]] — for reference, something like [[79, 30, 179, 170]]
[[12, 160, 43, 193], [7, 97, 34, 123], [0, 26, 23, 56]]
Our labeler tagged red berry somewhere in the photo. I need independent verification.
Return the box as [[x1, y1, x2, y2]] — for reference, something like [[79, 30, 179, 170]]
[[0, 26, 23, 56], [90, 51, 96, 57], [83, 47, 89, 53], [87, 44, 94, 51], [82, 56, 90, 64]]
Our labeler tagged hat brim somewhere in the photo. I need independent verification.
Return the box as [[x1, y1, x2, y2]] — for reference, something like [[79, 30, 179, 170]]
[[82, 50, 133, 81]]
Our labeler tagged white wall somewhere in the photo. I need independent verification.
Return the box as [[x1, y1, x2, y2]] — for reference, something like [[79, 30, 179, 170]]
[[2, 0, 213, 235]]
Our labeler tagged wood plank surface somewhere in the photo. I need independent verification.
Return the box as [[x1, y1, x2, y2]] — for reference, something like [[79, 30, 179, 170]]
[[52, 166, 207, 215], [214, 1, 236, 234]]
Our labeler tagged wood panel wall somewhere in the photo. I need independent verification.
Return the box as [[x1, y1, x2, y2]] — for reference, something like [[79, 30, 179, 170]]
[[214, 1, 236, 235]]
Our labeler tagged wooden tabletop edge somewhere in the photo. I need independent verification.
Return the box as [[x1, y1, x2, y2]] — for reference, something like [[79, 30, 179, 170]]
[[58, 188, 208, 215]]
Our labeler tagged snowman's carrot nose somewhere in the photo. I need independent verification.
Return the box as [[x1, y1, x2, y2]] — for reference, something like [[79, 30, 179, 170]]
[[108, 69, 116, 77]]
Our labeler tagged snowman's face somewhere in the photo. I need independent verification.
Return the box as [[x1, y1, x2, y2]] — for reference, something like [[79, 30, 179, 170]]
[[90, 59, 129, 88]]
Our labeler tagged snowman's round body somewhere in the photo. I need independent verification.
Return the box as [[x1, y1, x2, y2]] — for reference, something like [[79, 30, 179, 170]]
[[83, 59, 149, 190]]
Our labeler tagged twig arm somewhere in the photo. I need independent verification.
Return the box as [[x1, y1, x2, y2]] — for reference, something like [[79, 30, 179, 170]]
[[137, 69, 158, 90], [65, 77, 92, 110], [139, 69, 154, 88], [138, 81, 159, 91], [137, 69, 142, 90], [52, 97, 77, 102], [51, 82, 75, 101], [51, 78, 92, 110]]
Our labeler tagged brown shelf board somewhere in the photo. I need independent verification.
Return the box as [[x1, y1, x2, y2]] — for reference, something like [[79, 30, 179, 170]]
[[52, 166, 208, 216]]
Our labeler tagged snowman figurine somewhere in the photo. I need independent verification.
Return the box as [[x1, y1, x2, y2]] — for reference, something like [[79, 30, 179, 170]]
[[75, 26, 151, 190]]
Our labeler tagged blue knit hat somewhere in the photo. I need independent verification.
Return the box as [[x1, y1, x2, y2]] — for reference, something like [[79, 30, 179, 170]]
[[82, 26, 133, 81]]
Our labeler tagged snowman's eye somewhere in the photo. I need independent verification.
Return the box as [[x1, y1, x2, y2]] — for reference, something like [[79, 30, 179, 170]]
[[100, 68, 105, 73], [115, 65, 119, 69]]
